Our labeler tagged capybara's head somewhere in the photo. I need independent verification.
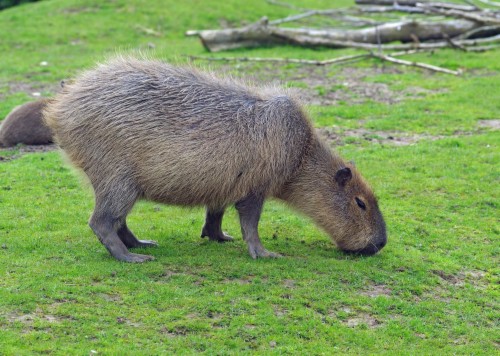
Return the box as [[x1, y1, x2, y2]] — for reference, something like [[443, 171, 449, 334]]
[[325, 165, 387, 255], [282, 143, 387, 256]]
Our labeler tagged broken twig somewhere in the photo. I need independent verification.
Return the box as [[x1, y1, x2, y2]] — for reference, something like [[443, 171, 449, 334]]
[[187, 50, 460, 75], [188, 53, 370, 66], [370, 52, 461, 75]]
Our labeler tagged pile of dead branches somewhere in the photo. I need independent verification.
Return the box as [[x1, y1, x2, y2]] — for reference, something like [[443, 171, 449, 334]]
[[186, 0, 500, 75]]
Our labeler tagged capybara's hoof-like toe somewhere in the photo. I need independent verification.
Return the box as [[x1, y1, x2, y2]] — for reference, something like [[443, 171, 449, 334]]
[[259, 250, 282, 258], [201, 230, 234, 243], [120, 253, 155, 263], [248, 246, 282, 259], [136, 239, 158, 248], [217, 232, 234, 243]]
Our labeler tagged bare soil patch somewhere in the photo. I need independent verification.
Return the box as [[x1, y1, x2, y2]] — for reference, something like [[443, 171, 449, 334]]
[[0, 81, 61, 101], [361, 284, 392, 298], [343, 313, 382, 328], [317, 127, 447, 146], [478, 119, 500, 130], [0, 144, 57, 162], [222, 63, 445, 106], [432, 269, 487, 287], [317, 124, 494, 146]]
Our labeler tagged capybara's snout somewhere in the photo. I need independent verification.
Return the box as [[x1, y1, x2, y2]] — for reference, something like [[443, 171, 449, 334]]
[[342, 231, 387, 256]]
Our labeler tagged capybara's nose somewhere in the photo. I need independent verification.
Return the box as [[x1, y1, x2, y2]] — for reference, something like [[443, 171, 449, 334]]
[[343, 232, 387, 256]]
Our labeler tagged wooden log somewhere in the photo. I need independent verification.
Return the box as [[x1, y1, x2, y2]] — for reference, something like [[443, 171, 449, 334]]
[[355, 0, 477, 10], [416, 5, 500, 25], [355, 0, 426, 5], [188, 17, 481, 52]]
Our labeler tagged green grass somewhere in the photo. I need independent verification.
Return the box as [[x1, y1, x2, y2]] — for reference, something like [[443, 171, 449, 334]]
[[1, 0, 499, 354]]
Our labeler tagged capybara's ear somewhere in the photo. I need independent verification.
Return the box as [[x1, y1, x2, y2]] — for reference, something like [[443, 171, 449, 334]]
[[349, 160, 356, 167], [335, 167, 352, 187]]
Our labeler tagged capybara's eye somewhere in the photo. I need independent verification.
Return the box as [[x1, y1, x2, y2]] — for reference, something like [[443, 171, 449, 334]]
[[355, 197, 366, 210]]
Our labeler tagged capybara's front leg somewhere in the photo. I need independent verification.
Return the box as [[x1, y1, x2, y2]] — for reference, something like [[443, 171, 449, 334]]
[[235, 193, 281, 259], [117, 220, 158, 249], [89, 212, 154, 263], [201, 208, 233, 242]]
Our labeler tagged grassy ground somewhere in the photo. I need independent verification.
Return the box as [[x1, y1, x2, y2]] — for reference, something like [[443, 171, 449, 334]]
[[0, 0, 499, 354]]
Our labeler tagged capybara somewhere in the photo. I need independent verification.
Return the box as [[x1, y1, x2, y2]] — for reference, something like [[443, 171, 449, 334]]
[[44, 57, 387, 262], [0, 99, 52, 147]]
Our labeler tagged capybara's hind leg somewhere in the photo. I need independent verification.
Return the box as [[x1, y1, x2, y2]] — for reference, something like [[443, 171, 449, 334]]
[[89, 186, 154, 263], [235, 193, 281, 259], [201, 208, 233, 242], [117, 220, 158, 248]]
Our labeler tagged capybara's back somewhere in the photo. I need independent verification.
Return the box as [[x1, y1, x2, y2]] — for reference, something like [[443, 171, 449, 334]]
[[45, 57, 386, 263], [46, 57, 310, 208]]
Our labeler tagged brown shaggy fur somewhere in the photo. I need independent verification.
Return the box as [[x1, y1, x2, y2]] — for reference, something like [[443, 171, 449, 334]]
[[0, 99, 52, 147], [44, 56, 386, 262]]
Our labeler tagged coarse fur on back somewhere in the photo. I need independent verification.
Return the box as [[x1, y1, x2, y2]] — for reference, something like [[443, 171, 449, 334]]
[[44, 56, 387, 262], [45, 57, 311, 208]]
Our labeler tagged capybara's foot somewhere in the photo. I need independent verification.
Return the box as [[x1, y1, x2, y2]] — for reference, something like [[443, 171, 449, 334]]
[[201, 228, 234, 243], [116, 252, 155, 263], [248, 245, 282, 259], [130, 239, 158, 248]]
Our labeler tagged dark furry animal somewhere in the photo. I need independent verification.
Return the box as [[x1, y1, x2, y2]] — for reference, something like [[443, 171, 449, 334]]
[[0, 99, 52, 147], [44, 57, 387, 262]]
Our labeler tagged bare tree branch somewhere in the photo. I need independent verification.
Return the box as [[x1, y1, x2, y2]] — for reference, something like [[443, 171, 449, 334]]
[[370, 52, 462, 75], [187, 17, 483, 52], [477, 0, 500, 7], [417, 4, 500, 25], [266, 0, 307, 11], [453, 25, 500, 39], [187, 50, 461, 75], [188, 53, 370, 66], [269, 10, 381, 26], [356, 0, 478, 11]]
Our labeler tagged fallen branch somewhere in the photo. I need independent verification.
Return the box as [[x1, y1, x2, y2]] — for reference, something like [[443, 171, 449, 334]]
[[274, 32, 500, 51], [453, 25, 500, 40], [356, 0, 478, 11], [417, 4, 500, 25], [355, 0, 425, 5], [188, 53, 370, 66], [269, 9, 381, 26], [187, 17, 482, 52], [188, 50, 461, 75], [355, 5, 425, 13], [370, 52, 461, 74], [464, 44, 500, 51], [477, 0, 500, 7], [443, 34, 468, 51], [266, 0, 307, 11]]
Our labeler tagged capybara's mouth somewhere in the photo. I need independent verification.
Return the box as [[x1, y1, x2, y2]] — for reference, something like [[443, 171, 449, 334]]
[[342, 238, 386, 256]]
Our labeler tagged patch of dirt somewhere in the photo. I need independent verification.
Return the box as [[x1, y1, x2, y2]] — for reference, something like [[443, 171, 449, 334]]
[[221, 63, 446, 106], [0, 81, 61, 101], [478, 119, 500, 130], [317, 127, 447, 146], [273, 305, 288, 317], [60, 6, 100, 14], [223, 275, 255, 285], [361, 284, 392, 298], [6, 308, 70, 326], [0, 144, 57, 162], [98, 293, 122, 302], [343, 313, 382, 328], [433, 270, 466, 287], [317, 126, 494, 146], [116, 317, 142, 327], [432, 269, 487, 287], [161, 326, 189, 337]]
